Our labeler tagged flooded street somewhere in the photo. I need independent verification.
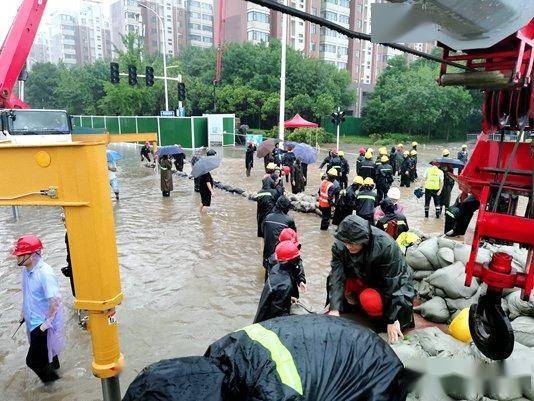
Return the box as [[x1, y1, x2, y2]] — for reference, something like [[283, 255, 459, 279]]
[[0, 141, 465, 400]]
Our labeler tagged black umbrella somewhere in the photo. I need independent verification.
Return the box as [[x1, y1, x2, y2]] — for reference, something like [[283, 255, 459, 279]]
[[431, 157, 465, 169], [191, 156, 221, 178], [256, 138, 280, 158]]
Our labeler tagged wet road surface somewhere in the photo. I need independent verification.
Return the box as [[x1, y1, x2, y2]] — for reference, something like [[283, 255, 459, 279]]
[[0, 141, 466, 400]]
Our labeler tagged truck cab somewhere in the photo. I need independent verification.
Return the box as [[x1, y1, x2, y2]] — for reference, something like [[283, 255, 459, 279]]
[[0, 109, 73, 144]]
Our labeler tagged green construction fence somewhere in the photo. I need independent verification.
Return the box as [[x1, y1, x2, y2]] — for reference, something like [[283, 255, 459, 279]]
[[71, 115, 211, 148], [322, 116, 362, 136]]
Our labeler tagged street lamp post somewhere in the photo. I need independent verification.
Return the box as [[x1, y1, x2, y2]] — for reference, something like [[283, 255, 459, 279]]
[[139, 3, 169, 111]]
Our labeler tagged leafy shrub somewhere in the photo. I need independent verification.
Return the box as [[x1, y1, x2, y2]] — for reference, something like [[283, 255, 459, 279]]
[[285, 127, 329, 145]]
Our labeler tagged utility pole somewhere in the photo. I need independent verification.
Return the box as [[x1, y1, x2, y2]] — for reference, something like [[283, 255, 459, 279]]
[[278, 1, 288, 141], [331, 107, 345, 150]]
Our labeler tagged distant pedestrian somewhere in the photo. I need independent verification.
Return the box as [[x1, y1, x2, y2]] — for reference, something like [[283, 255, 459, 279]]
[[245, 141, 257, 177], [191, 149, 202, 192], [291, 158, 306, 194], [159, 155, 173, 197], [389, 146, 397, 174], [272, 143, 283, 166], [198, 171, 214, 213], [140, 142, 153, 163], [172, 144, 185, 172], [13, 235, 64, 383], [108, 160, 120, 200], [374, 187, 405, 221], [319, 150, 333, 170], [282, 146, 296, 182]]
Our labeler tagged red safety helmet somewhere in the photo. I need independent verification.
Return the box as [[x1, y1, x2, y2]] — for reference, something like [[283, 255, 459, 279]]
[[282, 166, 291, 175], [359, 147, 366, 155], [12, 235, 43, 256], [278, 228, 298, 243], [275, 240, 300, 262], [248, 140, 253, 146]]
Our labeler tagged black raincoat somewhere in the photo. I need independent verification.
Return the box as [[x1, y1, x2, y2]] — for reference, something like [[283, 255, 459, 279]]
[[332, 191, 353, 226], [376, 199, 409, 239], [356, 155, 365, 175], [245, 145, 257, 168], [319, 151, 332, 169], [265, 253, 306, 285], [254, 261, 300, 323], [328, 215, 414, 329], [262, 196, 296, 265], [355, 188, 377, 222], [359, 159, 376, 180], [256, 183, 277, 238], [123, 315, 409, 401]]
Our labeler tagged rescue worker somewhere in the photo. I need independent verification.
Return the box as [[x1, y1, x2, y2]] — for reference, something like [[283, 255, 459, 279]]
[[346, 175, 363, 214], [13, 235, 64, 383], [262, 196, 296, 269], [355, 177, 377, 223], [410, 142, 418, 179], [408, 149, 418, 182], [272, 142, 283, 166], [400, 151, 413, 187], [438, 149, 455, 215], [389, 146, 397, 174], [290, 158, 306, 194], [327, 150, 342, 175], [263, 151, 275, 172], [374, 186, 405, 221], [108, 158, 120, 200], [423, 162, 444, 218], [282, 146, 296, 183], [140, 141, 153, 163], [263, 228, 307, 287], [356, 147, 366, 174], [327, 215, 415, 344], [319, 149, 332, 170], [375, 155, 394, 204], [172, 146, 186, 172], [245, 141, 257, 177], [359, 151, 376, 180], [123, 315, 412, 401], [445, 193, 480, 237], [256, 178, 279, 238], [318, 168, 340, 230], [332, 187, 352, 226], [159, 155, 173, 197], [457, 144, 469, 173], [376, 147, 388, 165], [376, 198, 409, 240], [394, 144, 404, 176], [338, 151, 350, 189], [254, 240, 303, 323]]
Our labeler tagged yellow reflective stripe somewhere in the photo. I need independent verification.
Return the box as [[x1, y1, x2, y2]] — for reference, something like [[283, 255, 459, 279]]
[[398, 221, 406, 225], [239, 324, 303, 395], [446, 210, 455, 218], [256, 192, 273, 198], [357, 195, 375, 201]]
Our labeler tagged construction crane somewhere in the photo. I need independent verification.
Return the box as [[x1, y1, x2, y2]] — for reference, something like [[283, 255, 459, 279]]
[[0, 0, 72, 144], [248, 0, 534, 361], [214, 0, 226, 83]]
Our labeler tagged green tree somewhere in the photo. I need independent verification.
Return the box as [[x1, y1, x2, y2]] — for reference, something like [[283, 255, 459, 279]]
[[25, 62, 62, 109]]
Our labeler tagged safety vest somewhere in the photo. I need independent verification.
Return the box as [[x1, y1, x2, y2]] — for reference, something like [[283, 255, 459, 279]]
[[318, 180, 333, 208], [425, 166, 441, 190]]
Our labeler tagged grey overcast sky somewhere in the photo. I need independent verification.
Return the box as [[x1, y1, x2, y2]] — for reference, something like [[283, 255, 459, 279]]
[[0, 0, 113, 45]]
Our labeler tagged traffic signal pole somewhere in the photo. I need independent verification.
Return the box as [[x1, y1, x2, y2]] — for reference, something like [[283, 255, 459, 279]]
[[336, 106, 340, 150], [278, 0, 287, 141]]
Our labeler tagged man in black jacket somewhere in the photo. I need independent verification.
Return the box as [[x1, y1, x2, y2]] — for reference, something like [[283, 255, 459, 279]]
[[245, 141, 257, 177], [338, 151, 350, 189], [262, 196, 296, 268], [375, 155, 394, 204], [319, 149, 333, 170], [327, 215, 414, 344], [355, 177, 377, 223], [256, 177, 279, 238], [376, 198, 409, 239], [359, 151, 376, 180], [254, 240, 303, 323]]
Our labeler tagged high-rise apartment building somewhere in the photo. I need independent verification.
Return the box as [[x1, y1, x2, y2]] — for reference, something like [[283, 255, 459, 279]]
[[49, 11, 79, 67], [76, 0, 113, 64]]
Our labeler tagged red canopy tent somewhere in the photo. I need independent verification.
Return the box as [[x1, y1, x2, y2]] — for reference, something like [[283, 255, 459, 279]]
[[284, 113, 318, 128]]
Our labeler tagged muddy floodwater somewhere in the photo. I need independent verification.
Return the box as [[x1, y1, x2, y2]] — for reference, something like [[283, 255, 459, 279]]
[[0, 141, 465, 400]]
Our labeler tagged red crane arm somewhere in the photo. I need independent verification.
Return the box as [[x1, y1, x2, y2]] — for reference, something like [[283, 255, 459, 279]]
[[0, 0, 48, 109]]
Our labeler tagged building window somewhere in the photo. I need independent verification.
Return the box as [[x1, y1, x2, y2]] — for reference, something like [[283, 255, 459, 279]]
[[310, 42, 316, 51], [201, 14, 212, 21], [202, 25, 213, 32], [356, 4, 363, 13], [323, 11, 337, 21], [311, 6, 317, 15], [311, 24, 317, 34], [247, 30, 269, 42], [325, 0, 338, 4], [320, 43, 336, 53], [356, 20, 362, 29], [355, 50, 360, 58], [189, 23, 202, 30], [338, 62, 347, 69], [202, 36, 212, 43], [339, 14, 349, 24], [299, 21, 303, 26], [247, 11, 269, 23], [190, 34, 202, 41], [298, 38, 303, 43], [338, 46, 348, 55]]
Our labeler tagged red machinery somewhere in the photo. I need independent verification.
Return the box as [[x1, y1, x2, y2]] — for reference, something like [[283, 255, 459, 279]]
[[438, 20, 534, 360], [0, 0, 47, 109]]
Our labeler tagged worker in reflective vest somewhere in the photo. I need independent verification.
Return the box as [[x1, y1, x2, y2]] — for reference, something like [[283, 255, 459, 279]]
[[318, 168, 340, 231], [438, 149, 455, 215], [423, 163, 444, 218]]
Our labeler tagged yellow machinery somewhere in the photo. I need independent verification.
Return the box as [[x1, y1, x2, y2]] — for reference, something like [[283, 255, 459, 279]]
[[0, 142, 124, 400]]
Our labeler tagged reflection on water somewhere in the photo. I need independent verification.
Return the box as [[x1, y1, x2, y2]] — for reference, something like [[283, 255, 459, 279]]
[[0, 141, 465, 400]]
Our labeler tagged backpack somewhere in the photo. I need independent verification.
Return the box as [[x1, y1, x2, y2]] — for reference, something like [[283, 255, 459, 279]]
[[385, 219, 399, 239]]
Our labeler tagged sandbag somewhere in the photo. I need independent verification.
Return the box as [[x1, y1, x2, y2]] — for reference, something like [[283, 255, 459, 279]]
[[434, 288, 447, 298], [406, 247, 434, 271], [440, 375, 484, 400], [445, 297, 478, 313], [418, 237, 441, 269], [425, 261, 478, 299], [414, 297, 450, 323], [487, 379, 523, 401], [379, 334, 429, 361], [476, 247, 492, 265], [406, 327, 465, 357], [417, 281, 434, 299], [437, 237, 458, 249], [413, 270, 433, 280], [453, 244, 471, 265], [437, 247, 455, 268], [506, 290, 534, 320], [484, 244, 528, 273], [511, 316, 534, 347]]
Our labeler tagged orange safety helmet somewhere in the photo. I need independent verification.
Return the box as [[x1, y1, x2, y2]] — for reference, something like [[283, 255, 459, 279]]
[[12, 235, 43, 256], [275, 240, 300, 262]]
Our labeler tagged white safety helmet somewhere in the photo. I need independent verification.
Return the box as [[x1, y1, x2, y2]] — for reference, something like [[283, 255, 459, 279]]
[[387, 187, 401, 201]]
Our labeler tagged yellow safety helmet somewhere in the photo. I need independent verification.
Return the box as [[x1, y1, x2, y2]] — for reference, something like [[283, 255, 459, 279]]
[[327, 167, 339, 177], [403, 150, 409, 157], [378, 146, 387, 155], [449, 308, 472, 343], [442, 149, 450, 157], [338, 150, 345, 157], [411, 141, 418, 147], [364, 151, 372, 159], [363, 177, 374, 186], [462, 144, 467, 149], [397, 143, 404, 148], [353, 175, 364, 185], [266, 162, 277, 170], [368, 147, 374, 154], [410, 150, 417, 156], [380, 155, 389, 163]]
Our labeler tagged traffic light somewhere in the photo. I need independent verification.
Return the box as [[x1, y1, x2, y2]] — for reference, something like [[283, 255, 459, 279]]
[[178, 82, 186, 101], [128, 65, 138, 86], [331, 110, 346, 126], [145, 66, 154, 87], [110, 62, 120, 84]]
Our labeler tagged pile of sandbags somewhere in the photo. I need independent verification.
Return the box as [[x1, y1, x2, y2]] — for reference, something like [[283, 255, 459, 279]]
[[287, 193, 318, 214]]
